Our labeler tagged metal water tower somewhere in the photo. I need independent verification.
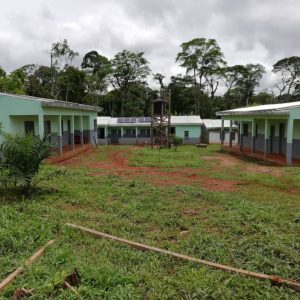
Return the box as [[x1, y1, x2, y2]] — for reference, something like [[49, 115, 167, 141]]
[[150, 89, 171, 148]]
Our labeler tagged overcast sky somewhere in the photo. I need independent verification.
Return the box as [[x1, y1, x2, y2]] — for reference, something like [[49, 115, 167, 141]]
[[1, 0, 300, 90]]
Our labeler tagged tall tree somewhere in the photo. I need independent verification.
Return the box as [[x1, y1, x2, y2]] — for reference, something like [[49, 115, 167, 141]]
[[49, 39, 79, 100], [153, 73, 165, 89], [81, 51, 111, 106], [204, 66, 223, 100], [272, 56, 300, 96], [222, 65, 246, 95], [20, 65, 54, 98], [109, 50, 150, 116], [0, 67, 6, 91], [56, 66, 86, 103], [0, 68, 25, 94], [237, 64, 265, 106], [168, 74, 195, 115], [176, 38, 225, 114]]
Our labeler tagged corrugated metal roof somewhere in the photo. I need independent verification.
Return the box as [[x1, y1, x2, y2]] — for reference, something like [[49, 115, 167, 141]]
[[202, 119, 237, 129], [97, 115, 203, 126], [0, 92, 102, 112], [217, 102, 300, 116], [170, 115, 203, 124]]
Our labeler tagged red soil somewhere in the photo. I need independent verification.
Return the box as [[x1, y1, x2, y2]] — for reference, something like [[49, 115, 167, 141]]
[[47, 144, 94, 164], [58, 148, 238, 192]]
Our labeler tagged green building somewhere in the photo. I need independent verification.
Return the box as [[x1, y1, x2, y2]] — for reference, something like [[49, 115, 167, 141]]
[[97, 116, 203, 145], [0, 93, 101, 154], [217, 102, 300, 165]]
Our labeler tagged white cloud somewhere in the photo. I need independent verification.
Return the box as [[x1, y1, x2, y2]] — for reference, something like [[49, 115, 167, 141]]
[[0, 0, 300, 92]]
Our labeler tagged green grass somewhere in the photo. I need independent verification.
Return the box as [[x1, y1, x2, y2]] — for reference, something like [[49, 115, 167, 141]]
[[129, 144, 220, 168], [0, 145, 299, 299]]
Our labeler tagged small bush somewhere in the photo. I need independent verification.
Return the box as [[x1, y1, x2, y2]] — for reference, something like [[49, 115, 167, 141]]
[[172, 135, 183, 151], [0, 132, 52, 194]]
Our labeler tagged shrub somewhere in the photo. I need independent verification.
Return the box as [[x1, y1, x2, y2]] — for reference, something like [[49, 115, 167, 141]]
[[172, 135, 183, 151], [0, 132, 52, 194]]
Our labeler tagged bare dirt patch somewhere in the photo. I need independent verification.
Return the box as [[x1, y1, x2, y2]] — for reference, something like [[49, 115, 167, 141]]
[[203, 154, 286, 177], [202, 155, 239, 167], [59, 148, 239, 192]]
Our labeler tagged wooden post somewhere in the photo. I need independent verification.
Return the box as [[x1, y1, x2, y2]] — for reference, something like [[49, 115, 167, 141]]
[[66, 223, 300, 292], [0, 240, 55, 292]]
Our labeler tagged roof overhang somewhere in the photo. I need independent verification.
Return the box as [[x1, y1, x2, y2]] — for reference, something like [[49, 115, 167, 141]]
[[42, 102, 102, 112], [216, 110, 290, 116]]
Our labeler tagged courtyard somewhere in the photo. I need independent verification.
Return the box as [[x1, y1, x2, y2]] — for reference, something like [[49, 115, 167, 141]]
[[0, 145, 299, 299]]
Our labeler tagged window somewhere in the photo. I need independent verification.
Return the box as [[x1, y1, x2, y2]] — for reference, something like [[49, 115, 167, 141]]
[[44, 121, 51, 135], [124, 128, 136, 137], [255, 124, 258, 137], [184, 130, 189, 139], [170, 127, 176, 135], [139, 128, 150, 137], [61, 120, 64, 133], [243, 123, 249, 137], [24, 121, 35, 135], [98, 128, 105, 139]]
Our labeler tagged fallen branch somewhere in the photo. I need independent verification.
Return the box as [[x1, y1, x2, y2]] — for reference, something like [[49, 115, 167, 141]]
[[66, 223, 300, 292], [62, 268, 80, 295], [0, 240, 55, 292], [64, 282, 79, 295], [13, 288, 34, 300]]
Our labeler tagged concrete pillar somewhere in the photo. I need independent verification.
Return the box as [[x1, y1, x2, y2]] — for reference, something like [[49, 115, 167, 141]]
[[121, 127, 124, 138], [221, 119, 224, 144], [79, 115, 84, 146], [87, 116, 93, 144], [229, 120, 233, 148], [104, 126, 108, 145], [38, 114, 44, 138], [264, 119, 269, 158], [57, 115, 62, 155], [286, 117, 294, 165], [135, 126, 138, 145], [238, 122, 240, 145], [70, 115, 75, 150], [251, 119, 256, 153], [240, 121, 244, 152]]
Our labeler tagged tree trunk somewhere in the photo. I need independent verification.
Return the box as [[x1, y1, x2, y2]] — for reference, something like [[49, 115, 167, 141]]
[[193, 68, 197, 115], [65, 79, 70, 102]]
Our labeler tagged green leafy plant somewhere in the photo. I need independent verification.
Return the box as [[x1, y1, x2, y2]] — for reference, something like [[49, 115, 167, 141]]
[[0, 132, 53, 194], [171, 135, 183, 151]]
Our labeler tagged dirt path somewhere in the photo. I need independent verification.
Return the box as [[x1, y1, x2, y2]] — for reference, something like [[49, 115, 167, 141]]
[[202, 154, 285, 177], [58, 148, 238, 192]]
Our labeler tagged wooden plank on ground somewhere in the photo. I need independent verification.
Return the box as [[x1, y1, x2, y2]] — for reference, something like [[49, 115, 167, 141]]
[[66, 223, 300, 292], [0, 240, 55, 292]]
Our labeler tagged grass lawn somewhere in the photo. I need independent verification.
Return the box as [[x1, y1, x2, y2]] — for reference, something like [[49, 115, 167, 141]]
[[0, 145, 299, 299]]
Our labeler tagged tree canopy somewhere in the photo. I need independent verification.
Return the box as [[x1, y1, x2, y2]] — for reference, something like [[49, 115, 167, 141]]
[[1, 38, 299, 117]]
